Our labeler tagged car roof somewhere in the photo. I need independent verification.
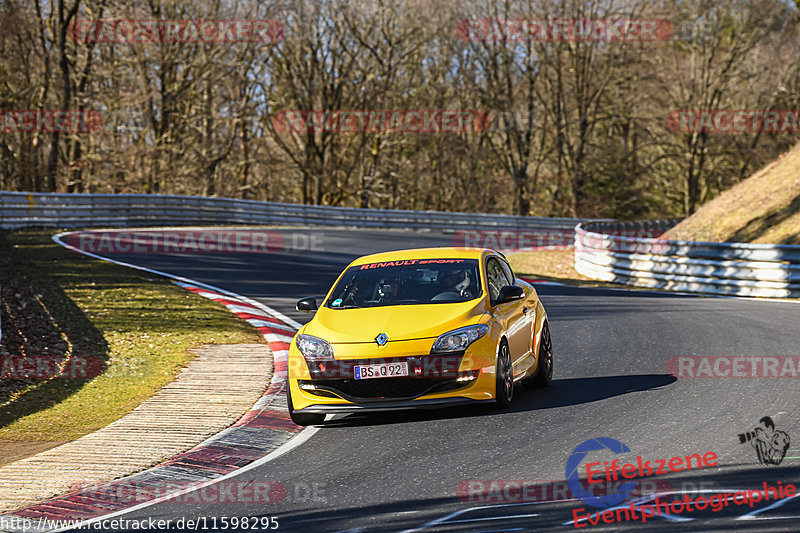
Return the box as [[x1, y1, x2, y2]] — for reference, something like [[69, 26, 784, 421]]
[[350, 247, 496, 266]]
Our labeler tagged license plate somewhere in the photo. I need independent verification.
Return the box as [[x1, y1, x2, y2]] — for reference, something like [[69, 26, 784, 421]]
[[354, 362, 409, 380]]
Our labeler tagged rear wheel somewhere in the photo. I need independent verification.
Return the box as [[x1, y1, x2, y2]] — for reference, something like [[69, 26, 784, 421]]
[[287, 383, 325, 426], [525, 321, 553, 388], [495, 340, 514, 408]]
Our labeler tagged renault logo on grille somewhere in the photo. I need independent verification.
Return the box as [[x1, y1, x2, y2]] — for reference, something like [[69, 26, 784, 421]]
[[375, 333, 389, 346]]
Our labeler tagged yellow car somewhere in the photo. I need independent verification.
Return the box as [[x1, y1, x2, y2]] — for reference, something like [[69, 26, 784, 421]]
[[287, 247, 553, 426]]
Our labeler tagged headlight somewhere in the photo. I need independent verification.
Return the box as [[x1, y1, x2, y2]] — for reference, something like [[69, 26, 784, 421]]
[[431, 325, 488, 353], [296, 334, 334, 360]]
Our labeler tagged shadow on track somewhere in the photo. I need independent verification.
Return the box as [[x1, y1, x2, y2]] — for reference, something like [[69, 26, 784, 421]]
[[320, 374, 676, 429], [108, 464, 800, 533], [261, 463, 800, 533]]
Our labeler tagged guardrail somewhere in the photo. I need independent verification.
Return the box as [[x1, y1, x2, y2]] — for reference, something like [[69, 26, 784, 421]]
[[0, 191, 604, 232], [575, 221, 800, 298]]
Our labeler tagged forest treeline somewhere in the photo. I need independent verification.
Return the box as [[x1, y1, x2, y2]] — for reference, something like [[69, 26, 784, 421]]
[[1, 0, 799, 219]]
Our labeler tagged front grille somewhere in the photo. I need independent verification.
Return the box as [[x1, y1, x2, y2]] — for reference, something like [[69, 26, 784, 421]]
[[306, 353, 465, 380]]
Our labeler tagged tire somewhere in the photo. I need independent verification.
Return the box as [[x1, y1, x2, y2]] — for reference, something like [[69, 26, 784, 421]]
[[287, 383, 325, 426], [495, 340, 514, 408], [525, 321, 553, 388]]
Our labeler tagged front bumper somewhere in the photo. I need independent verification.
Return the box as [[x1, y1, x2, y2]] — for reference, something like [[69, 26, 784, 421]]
[[299, 353, 477, 400], [288, 342, 498, 412], [297, 397, 495, 414]]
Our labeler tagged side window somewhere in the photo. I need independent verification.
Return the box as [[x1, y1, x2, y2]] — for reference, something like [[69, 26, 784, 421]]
[[500, 260, 515, 286], [486, 257, 507, 302]]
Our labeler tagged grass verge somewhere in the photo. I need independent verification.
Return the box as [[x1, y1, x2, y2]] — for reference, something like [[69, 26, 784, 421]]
[[508, 248, 626, 288], [0, 230, 264, 449]]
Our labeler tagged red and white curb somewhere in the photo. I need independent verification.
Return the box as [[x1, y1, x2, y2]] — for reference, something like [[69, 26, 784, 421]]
[[174, 282, 299, 428], [0, 230, 315, 532]]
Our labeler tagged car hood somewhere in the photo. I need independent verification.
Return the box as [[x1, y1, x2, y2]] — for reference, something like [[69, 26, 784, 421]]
[[304, 299, 488, 344]]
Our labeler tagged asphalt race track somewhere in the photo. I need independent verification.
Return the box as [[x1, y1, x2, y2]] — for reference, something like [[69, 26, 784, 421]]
[[74, 227, 800, 532]]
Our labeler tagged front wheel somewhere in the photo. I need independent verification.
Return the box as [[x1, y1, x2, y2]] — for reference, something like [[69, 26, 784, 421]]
[[287, 383, 325, 426], [495, 340, 514, 408], [525, 321, 553, 388]]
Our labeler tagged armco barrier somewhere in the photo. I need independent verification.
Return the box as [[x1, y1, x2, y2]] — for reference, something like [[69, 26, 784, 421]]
[[575, 221, 800, 298], [0, 191, 603, 232]]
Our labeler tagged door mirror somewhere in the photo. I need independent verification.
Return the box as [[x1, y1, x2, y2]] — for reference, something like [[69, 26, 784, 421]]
[[296, 296, 318, 312], [495, 285, 524, 305]]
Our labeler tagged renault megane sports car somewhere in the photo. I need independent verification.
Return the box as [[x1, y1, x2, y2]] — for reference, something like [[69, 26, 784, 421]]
[[287, 247, 553, 425]]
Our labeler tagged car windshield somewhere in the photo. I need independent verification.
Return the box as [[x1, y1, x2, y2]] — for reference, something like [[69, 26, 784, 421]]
[[326, 259, 482, 308]]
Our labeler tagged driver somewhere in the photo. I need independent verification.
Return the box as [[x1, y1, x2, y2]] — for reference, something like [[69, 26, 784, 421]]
[[438, 268, 474, 299], [377, 275, 402, 302]]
